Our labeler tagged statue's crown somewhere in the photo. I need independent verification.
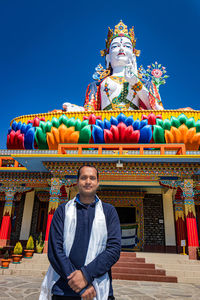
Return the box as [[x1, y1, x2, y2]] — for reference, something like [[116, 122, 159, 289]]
[[100, 20, 140, 57]]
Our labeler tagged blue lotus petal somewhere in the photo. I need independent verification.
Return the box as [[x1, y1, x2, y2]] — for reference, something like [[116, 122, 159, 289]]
[[110, 116, 118, 126], [104, 119, 111, 130], [125, 116, 134, 126], [12, 120, 17, 131], [139, 125, 152, 143], [25, 123, 33, 134], [92, 125, 104, 143], [16, 121, 22, 131], [133, 119, 140, 130], [24, 128, 35, 149], [117, 113, 126, 124], [140, 119, 148, 129], [21, 123, 27, 134], [96, 119, 104, 129]]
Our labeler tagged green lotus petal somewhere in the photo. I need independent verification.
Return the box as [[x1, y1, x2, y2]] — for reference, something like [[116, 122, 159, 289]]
[[195, 120, 200, 133], [67, 117, 76, 128], [35, 127, 48, 149], [51, 117, 59, 128], [156, 119, 164, 128], [39, 121, 46, 132], [163, 119, 171, 131], [170, 116, 181, 128], [81, 119, 89, 129], [59, 115, 68, 126], [177, 113, 187, 124], [45, 121, 52, 132], [153, 125, 165, 143], [186, 117, 195, 129], [75, 119, 81, 131], [78, 125, 91, 143]]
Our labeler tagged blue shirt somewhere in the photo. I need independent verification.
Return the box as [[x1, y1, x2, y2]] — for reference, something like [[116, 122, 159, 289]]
[[48, 195, 121, 297]]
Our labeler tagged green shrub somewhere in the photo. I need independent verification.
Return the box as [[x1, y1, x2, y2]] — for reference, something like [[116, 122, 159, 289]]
[[13, 242, 23, 255], [36, 232, 44, 253], [26, 235, 34, 250]]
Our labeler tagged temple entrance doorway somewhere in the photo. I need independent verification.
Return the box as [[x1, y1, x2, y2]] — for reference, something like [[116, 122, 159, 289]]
[[116, 207, 138, 250]]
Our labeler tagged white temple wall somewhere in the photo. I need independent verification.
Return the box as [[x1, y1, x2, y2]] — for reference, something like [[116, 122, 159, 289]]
[[19, 190, 35, 240], [162, 189, 176, 246]]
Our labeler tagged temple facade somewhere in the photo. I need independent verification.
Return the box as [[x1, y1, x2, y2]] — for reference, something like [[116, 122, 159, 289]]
[[1, 109, 200, 260]]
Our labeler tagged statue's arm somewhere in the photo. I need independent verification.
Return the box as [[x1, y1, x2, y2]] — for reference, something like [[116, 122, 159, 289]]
[[84, 82, 101, 111], [137, 83, 164, 110]]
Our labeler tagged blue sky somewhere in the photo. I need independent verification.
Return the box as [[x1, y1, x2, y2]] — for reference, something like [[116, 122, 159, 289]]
[[0, 0, 199, 148]]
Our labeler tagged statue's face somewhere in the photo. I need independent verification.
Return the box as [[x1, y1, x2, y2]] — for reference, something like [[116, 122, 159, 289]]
[[108, 36, 134, 68]]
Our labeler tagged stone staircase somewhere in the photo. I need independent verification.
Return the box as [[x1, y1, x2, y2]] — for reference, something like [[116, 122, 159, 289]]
[[0, 253, 49, 277], [112, 252, 177, 283], [1, 252, 200, 284], [136, 252, 200, 284]]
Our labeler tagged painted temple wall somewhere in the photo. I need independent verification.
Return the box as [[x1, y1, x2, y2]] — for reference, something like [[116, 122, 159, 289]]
[[19, 190, 35, 240], [162, 189, 176, 246]]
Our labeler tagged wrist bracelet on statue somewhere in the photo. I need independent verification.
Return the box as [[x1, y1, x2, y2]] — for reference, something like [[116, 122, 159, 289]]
[[132, 81, 143, 92]]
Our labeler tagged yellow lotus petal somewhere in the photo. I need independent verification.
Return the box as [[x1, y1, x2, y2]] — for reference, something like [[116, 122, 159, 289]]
[[185, 127, 196, 143], [51, 127, 60, 144], [178, 124, 188, 143]]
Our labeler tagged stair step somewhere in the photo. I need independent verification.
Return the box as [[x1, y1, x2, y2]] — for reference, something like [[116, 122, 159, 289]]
[[112, 273, 177, 282], [112, 266, 165, 276], [120, 252, 136, 257], [118, 257, 145, 263], [114, 262, 155, 269]]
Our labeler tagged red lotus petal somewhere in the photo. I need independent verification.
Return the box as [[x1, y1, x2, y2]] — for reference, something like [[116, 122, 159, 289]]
[[104, 129, 113, 143], [130, 130, 140, 143], [147, 113, 157, 125], [124, 126, 134, 143], [110, 125, 119, 143], [117, 122, 127, 143]]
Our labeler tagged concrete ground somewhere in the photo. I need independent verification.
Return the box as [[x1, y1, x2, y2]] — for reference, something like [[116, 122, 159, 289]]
[[0, 275, 200, 300]]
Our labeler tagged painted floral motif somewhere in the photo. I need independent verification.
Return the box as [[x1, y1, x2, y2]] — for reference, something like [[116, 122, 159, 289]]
[[139, 62, 169, 91]]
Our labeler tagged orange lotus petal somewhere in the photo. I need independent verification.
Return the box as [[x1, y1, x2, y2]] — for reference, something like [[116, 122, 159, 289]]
[[58, 124, 68, 143], [68, 131, 80, 143], [51, 127, 60, 144], [191, 132, 200, 145], [165, 130, 174, 143], [185, 127, 196, 144], [64, 127, 75, 143], [170, 127, 182, 143], [47, 132, 58, 150], [178, 124, 188, 143]]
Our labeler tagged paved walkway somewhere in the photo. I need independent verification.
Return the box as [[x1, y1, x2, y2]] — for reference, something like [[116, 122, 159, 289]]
[[0, 275, 200, 299]]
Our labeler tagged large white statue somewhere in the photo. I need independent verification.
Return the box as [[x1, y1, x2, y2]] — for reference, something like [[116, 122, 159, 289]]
[[84, 21, 164, 111]]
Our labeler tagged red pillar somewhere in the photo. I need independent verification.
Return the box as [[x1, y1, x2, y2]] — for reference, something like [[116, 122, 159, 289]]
[[183, 179, 199, 259], [174, 188, 187, 252], [0, 191, 15, 247], [43, 178, 61, 253]]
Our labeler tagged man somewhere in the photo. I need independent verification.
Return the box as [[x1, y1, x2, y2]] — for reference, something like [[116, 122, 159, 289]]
[[40, 165, 121, 300]]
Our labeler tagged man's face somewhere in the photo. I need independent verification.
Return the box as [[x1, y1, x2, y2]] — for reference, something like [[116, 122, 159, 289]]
[[108, 36, 134, 68], [77, 166, 99, 198]]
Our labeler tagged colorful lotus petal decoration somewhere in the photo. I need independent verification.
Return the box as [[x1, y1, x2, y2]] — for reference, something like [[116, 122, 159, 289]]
[[6, 113, 200, 151]]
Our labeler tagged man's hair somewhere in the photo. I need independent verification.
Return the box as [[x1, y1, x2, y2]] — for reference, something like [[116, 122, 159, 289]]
[[77, 164, 99, 180]]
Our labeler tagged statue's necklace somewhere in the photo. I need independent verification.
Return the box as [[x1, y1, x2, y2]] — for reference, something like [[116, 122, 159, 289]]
[[110, 76, 126, 84]]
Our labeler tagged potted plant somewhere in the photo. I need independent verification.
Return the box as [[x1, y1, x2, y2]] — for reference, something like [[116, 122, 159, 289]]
[[36, 232, 44, 254], [1, 250, 11, 269], [24, 235, 34, 258], [12, 242, 23, 263]]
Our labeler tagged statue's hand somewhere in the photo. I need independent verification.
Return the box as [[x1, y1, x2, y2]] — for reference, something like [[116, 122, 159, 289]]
[[124, 63, 138, 86]]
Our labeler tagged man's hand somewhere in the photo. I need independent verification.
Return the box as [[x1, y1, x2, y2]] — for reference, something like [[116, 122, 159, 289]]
[[67, 270, 88, 293], [81, 284, 96, 300]]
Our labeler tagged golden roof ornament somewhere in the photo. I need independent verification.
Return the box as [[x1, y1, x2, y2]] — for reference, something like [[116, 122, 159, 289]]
[[100, 20, 140, 57]]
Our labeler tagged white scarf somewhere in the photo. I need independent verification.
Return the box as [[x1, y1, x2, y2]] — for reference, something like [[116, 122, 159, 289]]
[[39, 197, 110, 300]]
